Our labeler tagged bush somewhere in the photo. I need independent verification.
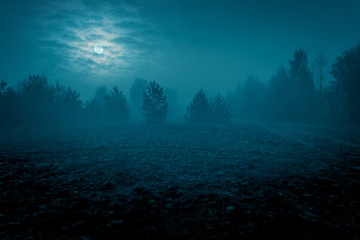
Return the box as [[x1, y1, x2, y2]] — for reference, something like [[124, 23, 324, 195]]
[[186, 89, 231, 123]]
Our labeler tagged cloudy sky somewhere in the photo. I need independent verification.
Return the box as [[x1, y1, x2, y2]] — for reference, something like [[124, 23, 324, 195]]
[[1, 0, 360, 101]]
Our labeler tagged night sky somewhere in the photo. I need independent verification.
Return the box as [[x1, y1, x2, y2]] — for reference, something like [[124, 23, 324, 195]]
[[1, 0, 359, 101]]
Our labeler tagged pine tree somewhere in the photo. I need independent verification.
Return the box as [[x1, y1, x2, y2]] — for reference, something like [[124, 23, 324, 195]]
[[288, 49, 316, 120], [289, 50, 315, 94], [142, 81, 168, 124], [185, 89, 211, 123], [211, 93, 231, 123], [268, 65, 293, 120]]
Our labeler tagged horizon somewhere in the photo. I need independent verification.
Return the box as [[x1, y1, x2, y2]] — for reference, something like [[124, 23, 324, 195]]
[[1, 1, 360, 238], [1, 0, 360, 103]]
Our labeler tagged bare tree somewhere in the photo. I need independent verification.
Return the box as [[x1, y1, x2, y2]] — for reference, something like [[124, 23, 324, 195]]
[[312, 52, 329, 120], [185, 89, 211, 123], [312, 52, 329, 93]]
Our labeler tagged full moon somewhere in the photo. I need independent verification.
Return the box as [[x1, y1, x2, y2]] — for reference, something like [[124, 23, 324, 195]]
[[94, 45, 104, 54]]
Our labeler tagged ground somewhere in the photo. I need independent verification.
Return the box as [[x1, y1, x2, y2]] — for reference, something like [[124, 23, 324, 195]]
[[0, 122, 359, 239]]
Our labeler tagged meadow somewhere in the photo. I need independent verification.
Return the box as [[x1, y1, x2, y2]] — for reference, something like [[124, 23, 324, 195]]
[[1, 123, 359, 239]]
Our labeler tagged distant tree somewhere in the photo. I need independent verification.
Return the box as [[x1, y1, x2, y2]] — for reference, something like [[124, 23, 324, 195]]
[[129, 78, 148, 121], [61, 87, 82, 111], [94, 85, 107, 107], [211, 93, 231, 123], [20, 74, 57, 124], [312, 52, 329, 93], [0, 80, 6, 93], [0, 80, 16, 99], [54, 82, 83, 124], [289, 50, 315, 93], [21, 74, 54, 101], [0, 80, 18, 125], [225, 83, 242, 121], [241, 76, 266, 120], [142, 81, 168, 124], [165, 87, 182, 123], [269, 65, 291, 97], [84, 99, 103, 124], [105, 86, 129, 123], [323, 80, 347, 122], [268, 65, 294, 120], [312, 52, 330, 121], [185, 89, 211, 123], [331, 43, 360, 121], [289, 50, 316, 120]]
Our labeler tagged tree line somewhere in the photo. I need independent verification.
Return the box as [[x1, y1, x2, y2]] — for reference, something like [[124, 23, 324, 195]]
[[0, 43, 359, 125], [228, 44, 360, 123]]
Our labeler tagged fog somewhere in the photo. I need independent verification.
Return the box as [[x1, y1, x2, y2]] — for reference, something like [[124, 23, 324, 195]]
[[1, 1, 360, 124], [1, 0, 360, 106], [1, 1, 360, 239], [1, 45, 359, 125]]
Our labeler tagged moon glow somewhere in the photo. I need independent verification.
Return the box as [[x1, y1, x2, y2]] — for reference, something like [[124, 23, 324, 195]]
[[94, 45, 104, 54]]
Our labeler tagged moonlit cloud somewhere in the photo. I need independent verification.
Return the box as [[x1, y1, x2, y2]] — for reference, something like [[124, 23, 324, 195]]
[[1, 0, 359, 101], [29, 0, 165, 79]]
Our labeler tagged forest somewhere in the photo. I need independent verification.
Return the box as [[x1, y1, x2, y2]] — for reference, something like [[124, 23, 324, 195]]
[[1, 44, 360, 126]]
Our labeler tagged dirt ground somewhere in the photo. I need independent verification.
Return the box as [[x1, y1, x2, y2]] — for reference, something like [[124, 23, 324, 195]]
[[0, 123, 359, 239]]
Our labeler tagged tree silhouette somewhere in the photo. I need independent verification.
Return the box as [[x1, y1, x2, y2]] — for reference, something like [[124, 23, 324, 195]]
[[84, 99, 103, 124], [323, 80, 346, 122], [94, 85, 108, 107], [21, 74, 54, 101], [241, 76, 266, 120], [186, 90, 231, 123], [165, 87, 182, 122], [331, 43, 360, 121], [185, 89, 211, 123], [268, 65, 293, 120], [290, 50, 315, 92], [130, 78, 148, 122], [0, 80, 18, 125], [225, 83, 242, 121], [0, 81, 16, 99], [20, 74, 57, 125], [211, 93, 231, 123], [312, 52, 329, 93], [312, 52, 329, 121], [142, 81, 168, 124], [105, 86, 129, 123], [289, 50, 315, 120], [54, 82, 83, 124]]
